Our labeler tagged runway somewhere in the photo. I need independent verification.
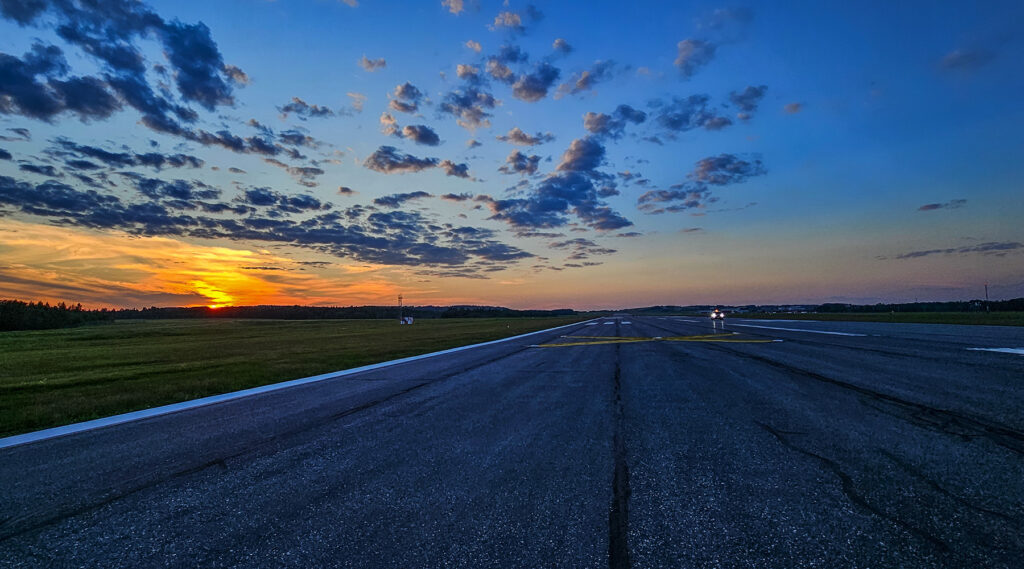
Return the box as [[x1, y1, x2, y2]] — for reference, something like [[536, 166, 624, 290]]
[[2, 316, 1023, 568]]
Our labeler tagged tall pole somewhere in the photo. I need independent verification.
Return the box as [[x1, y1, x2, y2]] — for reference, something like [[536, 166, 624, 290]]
[[398, 293, 403, 322], [985, 283, 989, 312]]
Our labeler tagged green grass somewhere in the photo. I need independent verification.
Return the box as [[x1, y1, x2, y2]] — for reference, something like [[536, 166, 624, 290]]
[[0, 317, 586, 438], [730, 312, 1024, 326]]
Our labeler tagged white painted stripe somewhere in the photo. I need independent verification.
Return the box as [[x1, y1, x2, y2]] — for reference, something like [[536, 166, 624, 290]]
[[0, 318, 596, 450], [585, 322, 598, 326], [728, 323, 867, 337], [622, 321, 632, 325], [967, 348, 1024, 356], [603, 322, 615, 325], [679, 319, 699, 323]]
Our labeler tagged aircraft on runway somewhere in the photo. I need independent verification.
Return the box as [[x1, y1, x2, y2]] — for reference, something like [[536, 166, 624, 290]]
[[710, 308, 726, 320]]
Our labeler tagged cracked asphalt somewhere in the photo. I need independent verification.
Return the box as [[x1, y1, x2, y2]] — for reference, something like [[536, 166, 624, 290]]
[[1, 316, 1023, 568]]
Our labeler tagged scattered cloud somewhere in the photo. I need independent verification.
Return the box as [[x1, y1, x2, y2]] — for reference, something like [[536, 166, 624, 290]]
[[442, 0, 464, 15], [496, 127, 554, 146], [940, 48, 995, 72], [556, 61, 618, 98], [918, 199, 967, 211], [675, 39, 716, 78], [465, 40, 482, 53], [884, 242, 1023, 260], [512, 63, 561, 102], [364, 146, 439, 174], [278, 97, 334, 120], [374, 191, 433, 208], [389, 82, 424, 113], [498, 150, 541, 175], [552, 38, 572, 54], [638, 153, 766, 213], [729, 85, 767, 120], [439, 86, 499, 130], [583, 104, 646, 139], [359, 55, 387, 71], [401, 124, 442, 146]]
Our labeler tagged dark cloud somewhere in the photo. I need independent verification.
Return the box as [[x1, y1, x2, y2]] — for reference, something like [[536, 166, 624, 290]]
[[486, 172, 631, 231], [441, 192, 474, 201], [498, 150, 541, 175], [638, 153, 766, 213], [0, 43, 121, 122], [359, 55, 387, 71], [549, 237, 616, 260], [886, 242, 1023, 260], [401, 124, 441, 146], [439, 86, 499, 130], [0, 127, 31, 141], [338, 186, 355, 195], [583, 104, 646, 139], [0, 175, 531, 271], [496, 127, 554, 146], [389, 82, 424, 113], [439, 159, 472, 179], [53, 138, 205, 171], [512, 63, 560, 102], [729, 84, 767, 119], [373, 191, 433, 208], [364, 145, 439, 173], [918, 199, 967, 211], [0, 0, 243, 133], [940, 48, 995, 71], [0, 148, 11, 160], [262, 158, 324, 188], [19, 163, 62, 177], [652, 95, 731, 135], [675, 39, 716, 78], [278, 97, 335, 119], [277, 130, 318, 148], [556, 60, 618, 98], [557, 136, 604, 172]]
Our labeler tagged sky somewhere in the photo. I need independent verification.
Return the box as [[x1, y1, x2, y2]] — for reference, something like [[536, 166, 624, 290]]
[[1, 0, 1022, 310]]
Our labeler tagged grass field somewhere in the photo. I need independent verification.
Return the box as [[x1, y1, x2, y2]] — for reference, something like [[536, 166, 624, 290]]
[[729, 312, 1024, 326], [0, 316, 586, 438]]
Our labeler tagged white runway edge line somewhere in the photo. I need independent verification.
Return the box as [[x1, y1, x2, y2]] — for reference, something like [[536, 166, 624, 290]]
[[967, 347, 1024, 356], [0, 318, 596, 451], [729, 323, 867, 337]]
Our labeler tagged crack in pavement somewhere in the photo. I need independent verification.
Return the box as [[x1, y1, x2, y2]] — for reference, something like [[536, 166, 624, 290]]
[[608, 324, 632, 569], [758, 422, 950, 554]]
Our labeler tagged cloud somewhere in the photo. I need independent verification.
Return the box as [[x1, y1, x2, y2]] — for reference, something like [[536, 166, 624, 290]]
[[19, 163, 62, 177], [439, 159, 472, 179], [556, 60, 618, 98], [439, 86, 499, 130], [278, 97, 335, 119], [373, 191, 433, 208], [465, 40, 482, 53], [557, 136, 604, 172], [638, 153, 766, 213], [0, 148, 11, 160], [347, 92, 367, 112], [729, 85, 767, 119], [583, 104, 646, 139], [784, 102, 803, 114], [456, 64, 480, 80], [492, 11, 523, 32], [53, 138, 205, 171], [389, 82, 424, 113], [0, 127, 31, 141], [359, 55, 387, 71], [338, 186, 356, 195], [0, 43, 121, 122], [653, 95, 730, 135], [0, 178, 533, 273], [675, 39, 716, 78], [442, 0, 464, 15], [553, 38, 572, 54], [496, 127, 554, 146], [918, 199, 967, 211], [401, 124, 442, 146], [940, 48, 995, 72], [498, 150, 541, 175], [363, 146, 439, 173], [886, 242, 1024, 260], [512, 63, 561, 102], [379, 112, 400, 136]]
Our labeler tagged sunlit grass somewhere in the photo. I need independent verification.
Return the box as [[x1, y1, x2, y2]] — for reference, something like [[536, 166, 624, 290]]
[[0, 317, 585, 437]]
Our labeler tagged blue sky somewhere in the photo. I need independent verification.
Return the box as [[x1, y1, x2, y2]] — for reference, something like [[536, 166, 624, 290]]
[[1, 0, 1022, 309]]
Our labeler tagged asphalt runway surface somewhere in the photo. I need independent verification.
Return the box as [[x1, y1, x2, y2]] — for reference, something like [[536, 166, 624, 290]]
[[2, 316, 1023, 568]]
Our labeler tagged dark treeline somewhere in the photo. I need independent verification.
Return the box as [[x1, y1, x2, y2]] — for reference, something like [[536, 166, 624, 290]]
[[815, 298, 1024, 313], [1, 299, 575, 332], [0, 300, 114, 331]]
